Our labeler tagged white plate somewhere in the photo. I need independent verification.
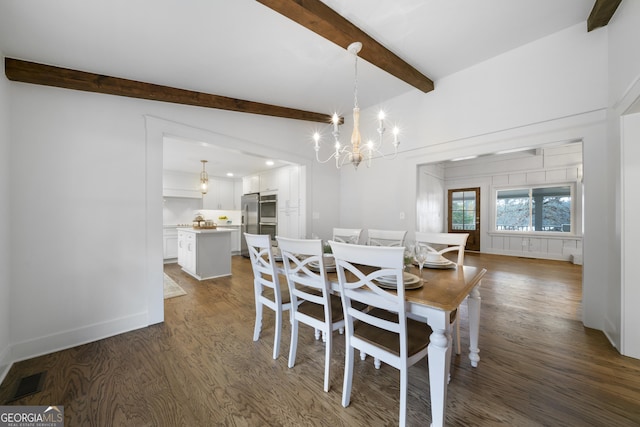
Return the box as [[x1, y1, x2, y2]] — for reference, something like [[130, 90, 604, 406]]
[[375, 273, 423, 290], [423, 260, 456, 269], [415, 257, 449, 265], [308, 261, 336, 273]]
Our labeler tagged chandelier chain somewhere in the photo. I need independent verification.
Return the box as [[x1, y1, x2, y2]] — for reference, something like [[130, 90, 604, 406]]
[[353, 53, 359, 109]]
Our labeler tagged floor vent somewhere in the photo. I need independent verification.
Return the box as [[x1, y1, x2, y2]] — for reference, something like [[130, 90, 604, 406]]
[[8, 371, 47, 402]]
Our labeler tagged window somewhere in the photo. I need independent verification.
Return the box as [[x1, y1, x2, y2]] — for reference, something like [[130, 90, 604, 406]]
[[450, 190, 477, 231], [495, 185, 572, 233]]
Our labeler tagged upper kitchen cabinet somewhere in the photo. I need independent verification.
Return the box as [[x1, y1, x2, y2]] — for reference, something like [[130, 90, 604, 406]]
[[259, 169, 278, 193], [163, 171, 201, 198], [242, 174, 259, 194], [203, 178, 238, 210]]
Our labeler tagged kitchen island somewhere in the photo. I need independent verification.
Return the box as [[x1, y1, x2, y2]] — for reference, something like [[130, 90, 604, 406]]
[[177, 228, 232, 280]]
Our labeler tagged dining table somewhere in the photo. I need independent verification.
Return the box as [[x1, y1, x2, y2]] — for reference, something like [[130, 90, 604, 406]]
[[328, 262, 486, 427]]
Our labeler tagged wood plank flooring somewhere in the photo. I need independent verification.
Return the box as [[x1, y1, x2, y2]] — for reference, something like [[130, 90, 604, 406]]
[[1, 253, 640, 426]]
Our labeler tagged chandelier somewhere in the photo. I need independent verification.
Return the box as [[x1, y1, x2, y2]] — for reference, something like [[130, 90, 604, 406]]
[[313, 42, 400, 169], [199, 160, 209, 195]]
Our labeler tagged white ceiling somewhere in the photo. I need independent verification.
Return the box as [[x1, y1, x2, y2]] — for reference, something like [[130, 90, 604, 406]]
[[163, 135, 291, 178], [0, 0, 595, 177]]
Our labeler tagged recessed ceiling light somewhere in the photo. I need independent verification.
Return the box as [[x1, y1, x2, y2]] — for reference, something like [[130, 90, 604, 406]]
[[266, 160, 274, 166], [226, 172, 234, 177], [450, 155, 478, 162]]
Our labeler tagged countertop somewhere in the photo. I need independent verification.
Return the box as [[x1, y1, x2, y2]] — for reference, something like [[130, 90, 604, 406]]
[[177, 227, 233, 234]]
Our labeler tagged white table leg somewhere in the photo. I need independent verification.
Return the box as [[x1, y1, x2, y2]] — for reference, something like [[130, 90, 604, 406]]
[[468, 283, 482, 367], [428, 327, 448, 427]]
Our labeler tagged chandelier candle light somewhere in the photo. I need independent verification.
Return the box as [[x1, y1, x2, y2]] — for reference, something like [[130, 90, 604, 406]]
[[313, 41, 400, 169], [200, 160, 209, 195]]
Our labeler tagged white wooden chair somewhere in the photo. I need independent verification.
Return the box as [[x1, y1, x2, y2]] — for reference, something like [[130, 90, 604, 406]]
[[415, 232, 469, 355], [244, 233, 292, 360], [330, 241, 430, 427], [332, 228, 362, 244], [277, 236, 344, 392], [366, 229, 407, 247]]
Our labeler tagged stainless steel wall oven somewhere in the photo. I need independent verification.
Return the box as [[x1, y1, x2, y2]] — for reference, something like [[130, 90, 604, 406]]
[[259, 193, 278, 243]]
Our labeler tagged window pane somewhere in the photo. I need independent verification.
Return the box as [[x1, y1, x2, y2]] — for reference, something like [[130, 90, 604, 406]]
[[463, 211, 476, 230], [496, 186, 571, 233]]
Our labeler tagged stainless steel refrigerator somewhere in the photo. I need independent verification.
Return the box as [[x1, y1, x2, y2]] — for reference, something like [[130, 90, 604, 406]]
[[240, 193, 259, 257]]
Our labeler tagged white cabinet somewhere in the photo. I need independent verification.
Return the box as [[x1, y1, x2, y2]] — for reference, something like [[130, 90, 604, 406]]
[[260, 169, 278, 192], [164, 228, 179, 260], [243, 174, 260, 194], [163, 171, 201, 198], [229, 228, 241, 253], [178, 229, 232, 280], [177, 230, 196, 272], [203, 178, 236, 210]]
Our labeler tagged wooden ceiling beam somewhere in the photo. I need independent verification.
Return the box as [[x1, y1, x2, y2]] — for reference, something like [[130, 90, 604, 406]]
[[4, 57, 338, 124], [256, 0, 434, 93], [587, 0, 623, 31]]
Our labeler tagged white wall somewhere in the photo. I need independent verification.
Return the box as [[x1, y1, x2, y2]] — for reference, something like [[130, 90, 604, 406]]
[[0, 52, 11, 379], [608, 0, 640, 356], [339, 23, 610, 331]]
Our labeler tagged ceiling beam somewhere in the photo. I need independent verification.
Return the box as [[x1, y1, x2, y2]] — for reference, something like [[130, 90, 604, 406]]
[[256, 0, 434, 93], [4, 57, 339, 124], [587, 0, 622, 31]]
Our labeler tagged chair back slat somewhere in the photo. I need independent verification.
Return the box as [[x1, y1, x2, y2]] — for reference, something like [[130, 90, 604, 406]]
[[330, 241, 407, 333], [332, 228, 363, 244], [414, 232, 469, 265], [367, 229, 407, 247]]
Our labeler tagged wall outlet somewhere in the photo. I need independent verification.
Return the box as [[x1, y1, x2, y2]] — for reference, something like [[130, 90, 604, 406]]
[[399, 211, 405, 220]]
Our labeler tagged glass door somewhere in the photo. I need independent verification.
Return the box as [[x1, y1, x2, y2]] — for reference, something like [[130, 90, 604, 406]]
[[448, 188, 480, 251]]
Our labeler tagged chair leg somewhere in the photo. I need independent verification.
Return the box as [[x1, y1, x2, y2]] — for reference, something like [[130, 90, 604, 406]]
[[342, 343, 354, 407], [273, 308, 282, 360], [455, 318, 461, 355], [288, 318, 299, 368], [315, 328, 321, 340], [253, 301, 263, 342], [399, 367, 408, 427], [374, 358, 381, 369], [360, 350, 366, 361], [324, 332, 331, 392]]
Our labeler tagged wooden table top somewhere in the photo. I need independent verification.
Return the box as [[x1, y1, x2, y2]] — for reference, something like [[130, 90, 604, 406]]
[[324, 264, 486, 312], [400, 265, 486, 311]]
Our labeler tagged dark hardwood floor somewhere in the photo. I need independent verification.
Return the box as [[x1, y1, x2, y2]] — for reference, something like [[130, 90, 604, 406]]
[[1, 253, 639, 426]]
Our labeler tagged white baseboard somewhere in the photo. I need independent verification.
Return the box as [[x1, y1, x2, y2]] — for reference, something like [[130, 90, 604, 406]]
[[9, 311, 150, 365], [482, 249, 572, 262], [603, 316, 620, 352]]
